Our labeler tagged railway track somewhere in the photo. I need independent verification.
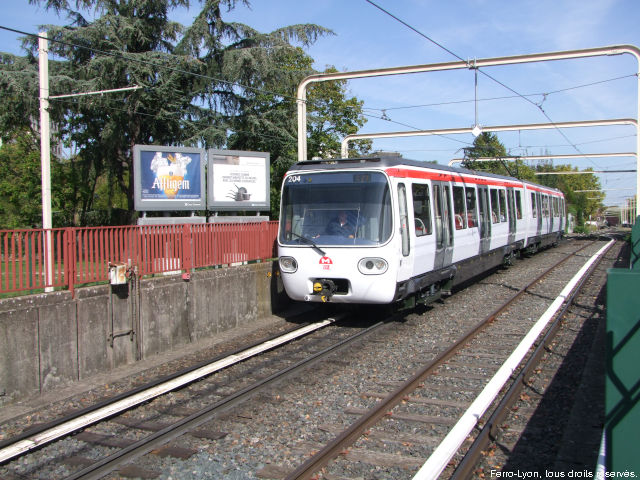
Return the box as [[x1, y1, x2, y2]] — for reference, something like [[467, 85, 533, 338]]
[[0, 237, 620, 480], [0, 313, 396, 479], [283, 238, 616, 480], [469, 235, 625, 477]]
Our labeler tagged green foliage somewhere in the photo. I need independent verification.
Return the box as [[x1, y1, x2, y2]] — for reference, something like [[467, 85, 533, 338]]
[[0, 0, 368, 224], [462, 132, 507, 172], [0, 133, 43, 228], [306, 67, 371, 159], [535, 163, 603, 225], [462, 133, 537, 181], [0, 129, 77, 228], [461, 133, 604, 225]]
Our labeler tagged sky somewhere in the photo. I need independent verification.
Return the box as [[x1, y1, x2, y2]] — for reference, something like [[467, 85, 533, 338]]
[[1, 0, 639, 207]]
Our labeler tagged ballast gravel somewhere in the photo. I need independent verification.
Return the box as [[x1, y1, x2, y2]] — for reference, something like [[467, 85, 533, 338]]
[[0, 237, 617, 480]]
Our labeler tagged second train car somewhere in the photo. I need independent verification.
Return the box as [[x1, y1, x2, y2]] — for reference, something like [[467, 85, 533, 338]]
[[278, 156, 565, 306]]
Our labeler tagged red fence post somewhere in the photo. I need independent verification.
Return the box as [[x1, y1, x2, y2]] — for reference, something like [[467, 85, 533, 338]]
[[65, 227, 76, 298], [182, 224, 192, 276]]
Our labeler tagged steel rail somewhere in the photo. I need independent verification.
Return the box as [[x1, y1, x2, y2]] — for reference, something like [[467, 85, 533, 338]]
[[284, 240, 595, 480], [414, 239, 615, 479], [64, 318, 388, 480], [0, 314, 337, 464], [450, 238, 617, 479]]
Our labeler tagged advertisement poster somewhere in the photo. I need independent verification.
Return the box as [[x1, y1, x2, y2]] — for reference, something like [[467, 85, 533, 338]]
[[208, 150, 270, 211], [134, 145, 205, 211]]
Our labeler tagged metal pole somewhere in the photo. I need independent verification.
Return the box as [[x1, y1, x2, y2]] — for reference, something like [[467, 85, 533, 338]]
[[339, 119, 636, 159], [636, 55, 640, 220], [38, 31, 53, 292], [297, 45, 640, 208], [473, 62, 478, 129], [296, 84, 307, 162]]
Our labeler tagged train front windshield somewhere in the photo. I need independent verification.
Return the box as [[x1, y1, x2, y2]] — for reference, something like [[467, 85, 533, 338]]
[[279, 171, 393, 246]]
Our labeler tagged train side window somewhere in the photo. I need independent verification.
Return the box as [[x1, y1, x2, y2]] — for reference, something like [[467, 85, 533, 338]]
[[515, 191, 523, 219], [412, 183, 432, 237], [498, 189, 507, 223], [465, 187, 477, 228], [548, 196, 552, 217], [542, 195, 549, 217], [490, 188, 500, 223], [453, 186, 466, 230], [531, 192, 537, 217], [478, 187, 491, 239]]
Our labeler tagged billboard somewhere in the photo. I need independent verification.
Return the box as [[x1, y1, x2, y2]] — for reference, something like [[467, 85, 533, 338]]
[[207, 149, 270, 211], [134, 145, 206, 211]]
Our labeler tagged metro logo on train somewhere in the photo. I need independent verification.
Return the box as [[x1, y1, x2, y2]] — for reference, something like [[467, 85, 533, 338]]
[[319, 256, 333, 270]]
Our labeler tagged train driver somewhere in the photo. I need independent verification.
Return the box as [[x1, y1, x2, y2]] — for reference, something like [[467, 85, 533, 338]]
[[326, 210, 356, 238]]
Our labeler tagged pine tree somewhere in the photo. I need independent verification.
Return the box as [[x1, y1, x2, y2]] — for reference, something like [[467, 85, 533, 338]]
[[0, 0, 368, 224]]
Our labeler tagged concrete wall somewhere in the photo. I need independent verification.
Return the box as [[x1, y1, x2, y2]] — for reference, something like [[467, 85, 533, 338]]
[[0, 261, 289, 405]]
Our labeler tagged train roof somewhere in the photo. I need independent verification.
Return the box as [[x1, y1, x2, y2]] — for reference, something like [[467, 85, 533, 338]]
[[289, 156, 563, 194]]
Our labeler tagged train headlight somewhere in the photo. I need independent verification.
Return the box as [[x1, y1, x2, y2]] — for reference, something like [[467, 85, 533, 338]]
[[279, 256, 298, 273], [358, 257, 388, 275]]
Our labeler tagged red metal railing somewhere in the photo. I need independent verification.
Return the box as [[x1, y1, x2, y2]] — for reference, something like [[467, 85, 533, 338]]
[[0, 221, 280, 298]]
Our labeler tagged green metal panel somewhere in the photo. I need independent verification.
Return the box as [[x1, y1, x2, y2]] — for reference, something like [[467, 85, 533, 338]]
[[632, 216, 640, 270], [605, 267, 640, 474]]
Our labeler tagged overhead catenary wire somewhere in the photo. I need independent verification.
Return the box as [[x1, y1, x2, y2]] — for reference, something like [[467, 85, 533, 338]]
[[362, 73, 638, 113], [0, 24, 318, 109], [4, 22, 438, 157], [362, 0, 619, 170], [1, 17, 635, 177], [1, 23, 634, 160], [0, 23, 375, 152]]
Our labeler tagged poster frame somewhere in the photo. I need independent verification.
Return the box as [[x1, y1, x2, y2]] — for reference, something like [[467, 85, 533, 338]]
[[207, 149, 271, 212], [133, 145, 206, 211]]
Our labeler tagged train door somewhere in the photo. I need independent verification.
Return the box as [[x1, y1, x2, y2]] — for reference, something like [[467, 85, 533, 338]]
[[507, 188, 516, 244], [396, 182, 414, 281], [411, 182, 436, 278], [536, 192, 543, 234], [513, 188, 525, 244], [432, 182, 454, 269], [477, 186, 491, 254], [541, 194, 549, 234]]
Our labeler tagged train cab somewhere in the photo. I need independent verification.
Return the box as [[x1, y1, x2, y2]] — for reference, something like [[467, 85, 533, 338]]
[[278, 165, 400, 304]]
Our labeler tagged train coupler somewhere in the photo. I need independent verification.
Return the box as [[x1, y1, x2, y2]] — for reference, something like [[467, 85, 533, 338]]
[[313, 279, 337, 302]]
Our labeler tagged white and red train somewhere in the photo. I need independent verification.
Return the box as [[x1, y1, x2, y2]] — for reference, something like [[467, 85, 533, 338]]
[[277, 156, 565, 306]]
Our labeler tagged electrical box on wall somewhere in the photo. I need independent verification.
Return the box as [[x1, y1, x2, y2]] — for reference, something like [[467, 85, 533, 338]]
[[109, 263, 127, 285]]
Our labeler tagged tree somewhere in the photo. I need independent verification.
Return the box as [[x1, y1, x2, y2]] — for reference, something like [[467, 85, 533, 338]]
[[224, 57, 372, 218], [0, 129, 76, 228], [306, 67, 371, 160], [460, 133, 604, 224], [0, 132, 43, 228], [1, 0, 368, 224], [462, 132, 508, 174], [462, 132, 536, 181], [535, 163, 603, 225]]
